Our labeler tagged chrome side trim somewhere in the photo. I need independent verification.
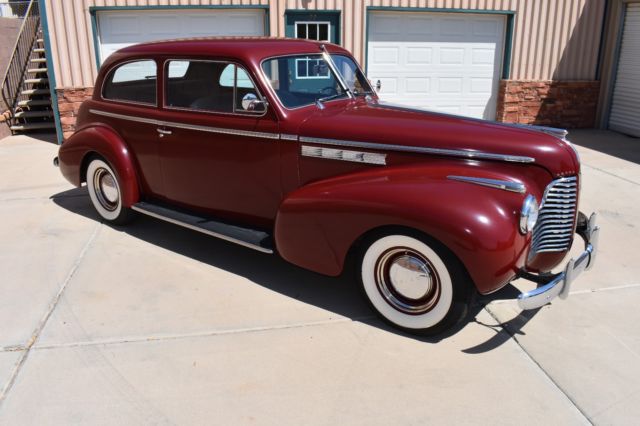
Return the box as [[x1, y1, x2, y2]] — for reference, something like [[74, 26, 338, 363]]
[[280, 134, 299, 141], [503, 122, 569, 140], [167, 121, 280, 140], [300, 136, 535, 163], [89, 109, 280, 140], [301, 145, 386, 165], [131, 204, 273, 254], [447, 175, 526, 193], [90, 109, 162, 126]]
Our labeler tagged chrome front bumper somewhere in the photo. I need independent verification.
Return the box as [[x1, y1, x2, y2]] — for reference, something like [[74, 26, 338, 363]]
[[517, 212, 600, 310]]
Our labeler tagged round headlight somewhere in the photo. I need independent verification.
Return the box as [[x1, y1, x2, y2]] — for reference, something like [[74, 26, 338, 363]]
[[519, 195, 539, 234]]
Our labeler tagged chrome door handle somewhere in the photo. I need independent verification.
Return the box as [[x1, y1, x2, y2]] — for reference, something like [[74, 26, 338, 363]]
[[157, 128, 172, 137], [376, 80, 381, 91]]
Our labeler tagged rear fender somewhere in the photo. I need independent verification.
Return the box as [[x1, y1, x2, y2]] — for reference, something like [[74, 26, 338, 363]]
[[58, 124, 140, 207], [275, 163, 546, 294]]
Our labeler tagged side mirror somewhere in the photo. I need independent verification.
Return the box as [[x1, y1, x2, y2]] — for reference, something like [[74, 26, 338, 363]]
[[242, 93, 267, 112]]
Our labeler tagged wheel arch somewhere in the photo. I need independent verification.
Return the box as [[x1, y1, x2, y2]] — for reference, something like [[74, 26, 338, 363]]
[[58, 124, 141, 208]]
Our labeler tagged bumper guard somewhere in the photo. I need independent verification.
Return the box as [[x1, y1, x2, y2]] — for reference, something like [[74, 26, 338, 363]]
[[517, 212, 599, 310]]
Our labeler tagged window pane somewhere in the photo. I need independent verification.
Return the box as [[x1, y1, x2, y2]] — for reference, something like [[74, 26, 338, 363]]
[[296, 23, 307, 39], [308, 23, 317, 40], [235, 67, 255, 89], [165, 60, 233, 113], [318, 23, 329, 42], [296, 59, 307, 78], [234, 67, 263, 113], [168, 61, 189, 79], [333, 54, 374, 94], [103, 60, 156, 104], [262, 55, 346, 109], [219, 64, 235, 87]]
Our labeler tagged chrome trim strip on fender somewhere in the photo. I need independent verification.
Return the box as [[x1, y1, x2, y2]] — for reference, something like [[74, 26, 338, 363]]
[[299, 136, 535, 164], [131, 204, 274, 254], [280, 134, 299, 141], [89, 109, 280, 140], [301, 145, 386, 165], [447, 175, 526, 193]]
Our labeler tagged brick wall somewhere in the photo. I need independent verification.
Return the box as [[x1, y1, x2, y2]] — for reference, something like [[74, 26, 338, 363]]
[[57, 87, 93, 139], [496, 80, 600, 128]]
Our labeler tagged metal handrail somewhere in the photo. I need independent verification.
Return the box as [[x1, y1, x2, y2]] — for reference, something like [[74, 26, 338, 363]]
[[1, 0, 40, 114]]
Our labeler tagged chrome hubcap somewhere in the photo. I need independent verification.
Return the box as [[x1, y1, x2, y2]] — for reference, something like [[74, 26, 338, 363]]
[[93, 168, 119, 211], [375, 248, 440, 315]]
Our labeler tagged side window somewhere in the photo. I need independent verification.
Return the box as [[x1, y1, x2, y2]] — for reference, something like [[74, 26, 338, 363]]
[[102, 60, 157, 105], [165, 60, 264, 114]]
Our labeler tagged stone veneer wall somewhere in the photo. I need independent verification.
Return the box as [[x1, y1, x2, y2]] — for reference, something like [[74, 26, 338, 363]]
[[57, 87, 93, 139], [496, 80, 600, 128]]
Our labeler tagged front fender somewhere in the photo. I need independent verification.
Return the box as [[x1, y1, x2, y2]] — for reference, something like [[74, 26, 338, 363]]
[[275, 162, 547, 294], [58, 124, 140, 208]]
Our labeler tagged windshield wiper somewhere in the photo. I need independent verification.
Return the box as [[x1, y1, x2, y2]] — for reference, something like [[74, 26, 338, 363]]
[[317, 93, 347, 103]]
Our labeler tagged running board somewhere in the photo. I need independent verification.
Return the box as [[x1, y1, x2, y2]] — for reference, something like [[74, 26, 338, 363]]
[[131, 201, 274, 254]]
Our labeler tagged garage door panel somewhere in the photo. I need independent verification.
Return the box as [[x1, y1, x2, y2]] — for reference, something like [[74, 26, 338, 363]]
[[97, 10, 265, 63], [609, 3, 640, 137], [367, 11, 505, 120]]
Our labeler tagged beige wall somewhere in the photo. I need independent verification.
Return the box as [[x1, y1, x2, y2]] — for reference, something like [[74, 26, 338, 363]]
[[44, 0, 606, 89]]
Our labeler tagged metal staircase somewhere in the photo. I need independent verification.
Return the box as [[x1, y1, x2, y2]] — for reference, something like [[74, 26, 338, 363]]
[[1, 0, 55, 134]]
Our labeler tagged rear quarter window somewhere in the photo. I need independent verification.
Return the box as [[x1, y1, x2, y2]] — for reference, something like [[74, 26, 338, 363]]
[[102, 60, 157, 105]]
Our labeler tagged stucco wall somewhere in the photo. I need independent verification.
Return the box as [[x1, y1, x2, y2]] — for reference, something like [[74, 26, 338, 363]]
[[44, 0, 606, 89]]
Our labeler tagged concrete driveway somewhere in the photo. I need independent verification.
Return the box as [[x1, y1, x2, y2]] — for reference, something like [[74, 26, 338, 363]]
[[0, 130, 638, 425]]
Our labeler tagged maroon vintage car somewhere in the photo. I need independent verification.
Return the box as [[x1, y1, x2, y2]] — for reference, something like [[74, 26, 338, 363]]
[[55, 37, 599, 335]]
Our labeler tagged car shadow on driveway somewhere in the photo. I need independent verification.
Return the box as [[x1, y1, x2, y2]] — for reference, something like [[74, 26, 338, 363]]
[[51, 187, 539, 351]]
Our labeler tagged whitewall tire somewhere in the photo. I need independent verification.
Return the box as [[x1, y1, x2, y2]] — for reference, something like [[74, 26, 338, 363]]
[[359, 233, 471, 334], [86, 158, 133, 224]]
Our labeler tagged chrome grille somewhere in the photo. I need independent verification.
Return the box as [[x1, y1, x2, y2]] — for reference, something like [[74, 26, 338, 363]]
[[531, 176, 578, 254]]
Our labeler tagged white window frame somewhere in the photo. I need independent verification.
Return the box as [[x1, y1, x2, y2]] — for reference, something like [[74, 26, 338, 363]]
[[295, 21, 331, 42], [294, 57, 331, 80]]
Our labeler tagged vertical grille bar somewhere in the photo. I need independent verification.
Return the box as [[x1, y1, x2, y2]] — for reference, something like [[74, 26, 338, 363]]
[[531, 176, 578, 254]]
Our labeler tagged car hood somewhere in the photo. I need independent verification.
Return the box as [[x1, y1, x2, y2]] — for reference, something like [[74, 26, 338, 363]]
[[297, 98, 579, 177]]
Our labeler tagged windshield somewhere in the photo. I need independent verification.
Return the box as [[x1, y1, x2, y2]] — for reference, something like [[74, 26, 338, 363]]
[[261, 54, 372, 109]]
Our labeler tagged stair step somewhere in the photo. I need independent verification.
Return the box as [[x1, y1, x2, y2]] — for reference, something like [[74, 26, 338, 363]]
[[10, 122, 56, 131], [17, 99, 51, 107], [21, 88, 50, 96], [24, 78, 48, 84], [30, 58, 47, 63], [33, 48, 45, 53], [13, 111, 53, 118], [36, 38, 44, 43], [27, 68, 47, 73], [131, 201, 274, 254]]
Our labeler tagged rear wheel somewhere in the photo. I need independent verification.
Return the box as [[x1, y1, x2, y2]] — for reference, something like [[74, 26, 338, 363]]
[[86, 158, 134, 225], [359, 233, 472, 335]]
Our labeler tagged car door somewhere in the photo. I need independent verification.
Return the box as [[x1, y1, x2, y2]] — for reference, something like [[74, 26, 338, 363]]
[[99, 59, 165, 197], [158, 59, 281, 228]]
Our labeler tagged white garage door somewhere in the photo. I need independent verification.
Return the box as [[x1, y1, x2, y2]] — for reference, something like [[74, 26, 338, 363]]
[[367, 12, 506, 120], [609, 3, 640, 137], [96, 9, 265, 64]]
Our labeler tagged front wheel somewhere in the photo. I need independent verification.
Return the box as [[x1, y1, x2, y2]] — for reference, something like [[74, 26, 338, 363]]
[[86, 157, 134, 225], [359, 233, 472, 335]]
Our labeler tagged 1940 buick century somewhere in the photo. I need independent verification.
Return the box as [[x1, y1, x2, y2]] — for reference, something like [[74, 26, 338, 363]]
[[56, 38, 599, 335]]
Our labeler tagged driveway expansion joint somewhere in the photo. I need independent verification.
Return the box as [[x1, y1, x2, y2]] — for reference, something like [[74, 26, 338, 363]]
[[482, 305, 594, 425], [0, 223, 101, 406], [30, 316, 377, 352]]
